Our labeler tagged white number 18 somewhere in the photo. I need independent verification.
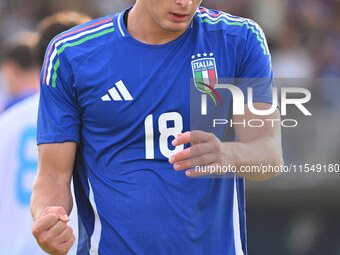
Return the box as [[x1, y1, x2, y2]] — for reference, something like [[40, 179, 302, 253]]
[[144, 112, 184, 159]]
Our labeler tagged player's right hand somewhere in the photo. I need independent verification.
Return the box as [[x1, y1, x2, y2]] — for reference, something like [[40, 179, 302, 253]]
[[32, 206, 75, 255]]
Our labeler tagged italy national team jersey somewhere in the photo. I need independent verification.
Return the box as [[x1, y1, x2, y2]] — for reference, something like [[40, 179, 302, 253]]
[[37, 7, 273, 255]]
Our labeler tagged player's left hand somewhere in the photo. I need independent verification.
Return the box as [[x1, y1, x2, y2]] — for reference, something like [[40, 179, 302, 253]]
[[169, 131, 232, 177]]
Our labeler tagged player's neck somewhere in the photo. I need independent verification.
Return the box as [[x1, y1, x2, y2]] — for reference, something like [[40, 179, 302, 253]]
[[127, 5, 189, 45]]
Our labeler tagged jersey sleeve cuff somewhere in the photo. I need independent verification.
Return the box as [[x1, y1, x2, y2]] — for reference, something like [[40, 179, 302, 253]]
[[37, 135, 80, 145]]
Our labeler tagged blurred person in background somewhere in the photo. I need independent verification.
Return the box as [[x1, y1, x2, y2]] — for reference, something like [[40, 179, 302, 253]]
[[0, 33, 40, 113], [0, 11, 91, 255], [271, 22, 314, 79], [89, 0, 133, 15], [0, 0, 99, 41]]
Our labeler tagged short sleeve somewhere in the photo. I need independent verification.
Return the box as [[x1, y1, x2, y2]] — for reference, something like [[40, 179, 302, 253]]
[[37, 44, 81, 145], [236, 21, 274, 104]]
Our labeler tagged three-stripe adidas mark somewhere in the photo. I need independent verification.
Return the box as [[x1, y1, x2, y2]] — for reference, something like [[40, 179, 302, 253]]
[[101, 80, 133, 101]]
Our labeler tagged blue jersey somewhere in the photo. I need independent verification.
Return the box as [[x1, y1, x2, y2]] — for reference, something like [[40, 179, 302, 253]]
[[37, 7, 273, 255]]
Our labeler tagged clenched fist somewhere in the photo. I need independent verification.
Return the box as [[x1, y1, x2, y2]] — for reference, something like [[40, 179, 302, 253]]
[[32, 206, 75, 255]]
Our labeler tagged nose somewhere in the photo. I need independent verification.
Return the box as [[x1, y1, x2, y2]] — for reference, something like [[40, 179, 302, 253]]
[[175, 0, 193, 8]]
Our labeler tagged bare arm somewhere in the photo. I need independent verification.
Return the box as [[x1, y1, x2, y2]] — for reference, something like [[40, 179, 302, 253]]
[[224, 102, 283, 180], [31, 142, 77, 255], [170, 102, 283, 181], [31, 142, 76, 220]]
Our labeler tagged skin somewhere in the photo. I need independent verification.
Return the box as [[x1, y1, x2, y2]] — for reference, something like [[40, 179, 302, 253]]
[[128, 0, 202, 44], [169, 104, 283, 180], [31, 1, 283, 254], [31, 143, 76, 255]]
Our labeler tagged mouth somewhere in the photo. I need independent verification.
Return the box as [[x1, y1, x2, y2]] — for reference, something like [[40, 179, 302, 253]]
[[169, 12, 189, 23]]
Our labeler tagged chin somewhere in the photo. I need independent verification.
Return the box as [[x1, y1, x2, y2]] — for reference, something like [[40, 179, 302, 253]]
[[163, 22, 189, 33]]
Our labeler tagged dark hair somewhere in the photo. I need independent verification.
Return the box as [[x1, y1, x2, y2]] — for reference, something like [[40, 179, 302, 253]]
[[37, 12, 92, 66], [3, 32, 39, 70]]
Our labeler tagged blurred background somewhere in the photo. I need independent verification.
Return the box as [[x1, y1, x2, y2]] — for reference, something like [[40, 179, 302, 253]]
[[0, 0, 339, 254]]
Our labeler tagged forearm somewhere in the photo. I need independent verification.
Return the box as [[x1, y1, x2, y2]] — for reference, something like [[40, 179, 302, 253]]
[[225, 135, 283, 180], [31, 174, 73, 221]]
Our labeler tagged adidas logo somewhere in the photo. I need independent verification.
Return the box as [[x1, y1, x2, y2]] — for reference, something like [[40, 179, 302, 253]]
[[101, 80, 133, 101]]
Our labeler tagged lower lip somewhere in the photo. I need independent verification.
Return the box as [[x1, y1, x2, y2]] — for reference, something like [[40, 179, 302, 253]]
[[170, 13, 188, 23]]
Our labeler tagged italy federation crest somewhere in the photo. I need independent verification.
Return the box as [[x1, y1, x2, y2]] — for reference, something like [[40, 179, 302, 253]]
[[191, 53, 218, 93]]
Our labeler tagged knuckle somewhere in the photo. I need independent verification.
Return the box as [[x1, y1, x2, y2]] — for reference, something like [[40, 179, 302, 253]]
[[182, 160, 189, 169], [64, 227, 73, 237], [32, 226, 40, 237], [52, 247, 64, 255], [38, 233, 50, 245], [191, 130, 199, 136], [44, 211, 59, 222], [212, 141, 221, 152], [60, 248, 69, 255], [71, 234, 76, 246], [59, 221, 67, 230], [178, 150, 185, 159], [68, 226, 74, 233], [50, 241, 66, 255], [48, 212, 58, 220], [71, 234, 76, 243], [201, 154, 210, 164], [62, 236, 75, 251], [207, 132, 215, 140], [61, 246, 71, 254], [193, 145, 202, 155], [192, 130, 204, 139]]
